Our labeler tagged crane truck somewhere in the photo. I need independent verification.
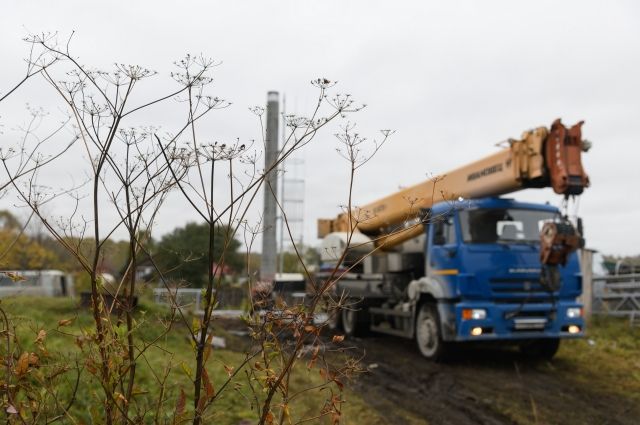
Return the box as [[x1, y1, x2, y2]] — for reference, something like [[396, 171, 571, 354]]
[[315, 119, 590, 360]]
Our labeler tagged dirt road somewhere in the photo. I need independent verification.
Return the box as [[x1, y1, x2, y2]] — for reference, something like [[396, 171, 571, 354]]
[[347, 334, 639, 425]]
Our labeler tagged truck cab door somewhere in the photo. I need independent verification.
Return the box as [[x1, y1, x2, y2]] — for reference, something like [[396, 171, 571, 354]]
[[427, 214, 459, 281]]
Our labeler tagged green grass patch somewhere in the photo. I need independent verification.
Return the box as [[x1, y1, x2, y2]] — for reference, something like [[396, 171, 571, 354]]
[[556, 315, 640, 399], [0, 296, 384, 424]]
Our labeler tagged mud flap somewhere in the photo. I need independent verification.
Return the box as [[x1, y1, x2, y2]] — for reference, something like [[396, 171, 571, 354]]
[[437, 302, 457, 341]]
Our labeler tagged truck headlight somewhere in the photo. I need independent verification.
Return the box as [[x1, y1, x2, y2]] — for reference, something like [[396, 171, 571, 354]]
[[462, 309, 487, 320], [471, 327, 483, 336], [566, 307, 582, 319]]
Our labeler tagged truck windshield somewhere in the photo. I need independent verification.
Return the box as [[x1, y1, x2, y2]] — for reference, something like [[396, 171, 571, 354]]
[[459, 208, 557, 244]]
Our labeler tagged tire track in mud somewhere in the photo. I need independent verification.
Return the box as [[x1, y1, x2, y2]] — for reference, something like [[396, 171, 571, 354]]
[[346, 335, 640, 425], [349, 336, 514, 425]]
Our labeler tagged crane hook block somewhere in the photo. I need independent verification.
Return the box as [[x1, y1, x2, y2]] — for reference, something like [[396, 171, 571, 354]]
[[539, 220, 583, 267]]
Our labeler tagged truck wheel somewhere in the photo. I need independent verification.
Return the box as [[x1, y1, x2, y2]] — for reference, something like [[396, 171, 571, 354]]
[[520, 338, 560, 360], [415, 303, 449, 361], [341, 304, 369, 337]]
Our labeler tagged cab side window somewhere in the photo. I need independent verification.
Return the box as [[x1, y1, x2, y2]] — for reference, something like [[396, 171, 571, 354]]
[[433, 215, 456, 245]]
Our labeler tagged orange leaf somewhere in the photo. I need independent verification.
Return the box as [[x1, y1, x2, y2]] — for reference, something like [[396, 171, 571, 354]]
[[223, 364, 234, 377], [34, 329, 47, 344], [202, 368, 215, 399], [307, 344, 321, 369], [265, 411, 275, 425], [197, 395, 207, 412], [15, 352, 29, 376], [332, 411, 341, 425], [28, 353, 39, 367], [174, 388, 186, 418], [85, 359, 97, 375], [58, 318, 74, 327], [115, 392, 128, 405], [332, 335, 344, 343]]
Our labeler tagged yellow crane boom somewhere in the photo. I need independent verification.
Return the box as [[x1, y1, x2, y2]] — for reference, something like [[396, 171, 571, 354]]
[[318, 119, 589, 248]]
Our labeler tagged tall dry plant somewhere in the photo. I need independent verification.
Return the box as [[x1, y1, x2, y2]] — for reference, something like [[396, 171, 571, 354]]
[[0, 33, 399, 424]]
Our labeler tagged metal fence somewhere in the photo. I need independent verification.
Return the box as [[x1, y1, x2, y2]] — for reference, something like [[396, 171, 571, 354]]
[[153, 286, 246, 315], [592, 274, 640, 320]]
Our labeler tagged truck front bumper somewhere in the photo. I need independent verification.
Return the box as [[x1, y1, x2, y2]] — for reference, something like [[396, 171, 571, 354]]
[[451, 301, 585, 342]]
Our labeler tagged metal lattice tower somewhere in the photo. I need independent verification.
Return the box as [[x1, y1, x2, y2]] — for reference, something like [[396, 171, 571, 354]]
[[278, 97, 306, 272], [278, 155, 305, 268]]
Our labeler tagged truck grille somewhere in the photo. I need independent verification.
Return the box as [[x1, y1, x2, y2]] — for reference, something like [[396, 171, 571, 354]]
[[489, 277, 556, 304]]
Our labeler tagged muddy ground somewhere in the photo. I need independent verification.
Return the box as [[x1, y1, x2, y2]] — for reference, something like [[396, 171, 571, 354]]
[[347, 334, 639, 425], [215, 319, 639, 425]]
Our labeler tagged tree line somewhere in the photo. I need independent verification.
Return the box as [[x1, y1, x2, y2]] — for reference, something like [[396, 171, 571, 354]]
[[0, 210, 245, 287]]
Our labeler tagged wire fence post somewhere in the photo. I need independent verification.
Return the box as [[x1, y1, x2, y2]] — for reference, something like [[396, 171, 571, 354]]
[[580, 249, 593, 322]]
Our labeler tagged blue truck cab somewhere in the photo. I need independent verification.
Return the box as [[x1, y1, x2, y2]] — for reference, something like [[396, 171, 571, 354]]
[[426, 197, 584, 350]]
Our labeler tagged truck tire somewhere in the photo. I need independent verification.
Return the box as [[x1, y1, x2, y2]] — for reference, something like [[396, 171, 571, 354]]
[[520, 338, 560, 360], [415, 303, 450, 361], [341, 304, 369, 337]]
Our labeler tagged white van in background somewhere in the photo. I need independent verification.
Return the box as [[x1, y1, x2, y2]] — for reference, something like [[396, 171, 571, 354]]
[[0, 270, 75, 298]]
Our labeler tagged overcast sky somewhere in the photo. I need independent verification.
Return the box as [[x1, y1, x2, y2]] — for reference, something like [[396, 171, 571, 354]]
[[1, 1, 639, 257]]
